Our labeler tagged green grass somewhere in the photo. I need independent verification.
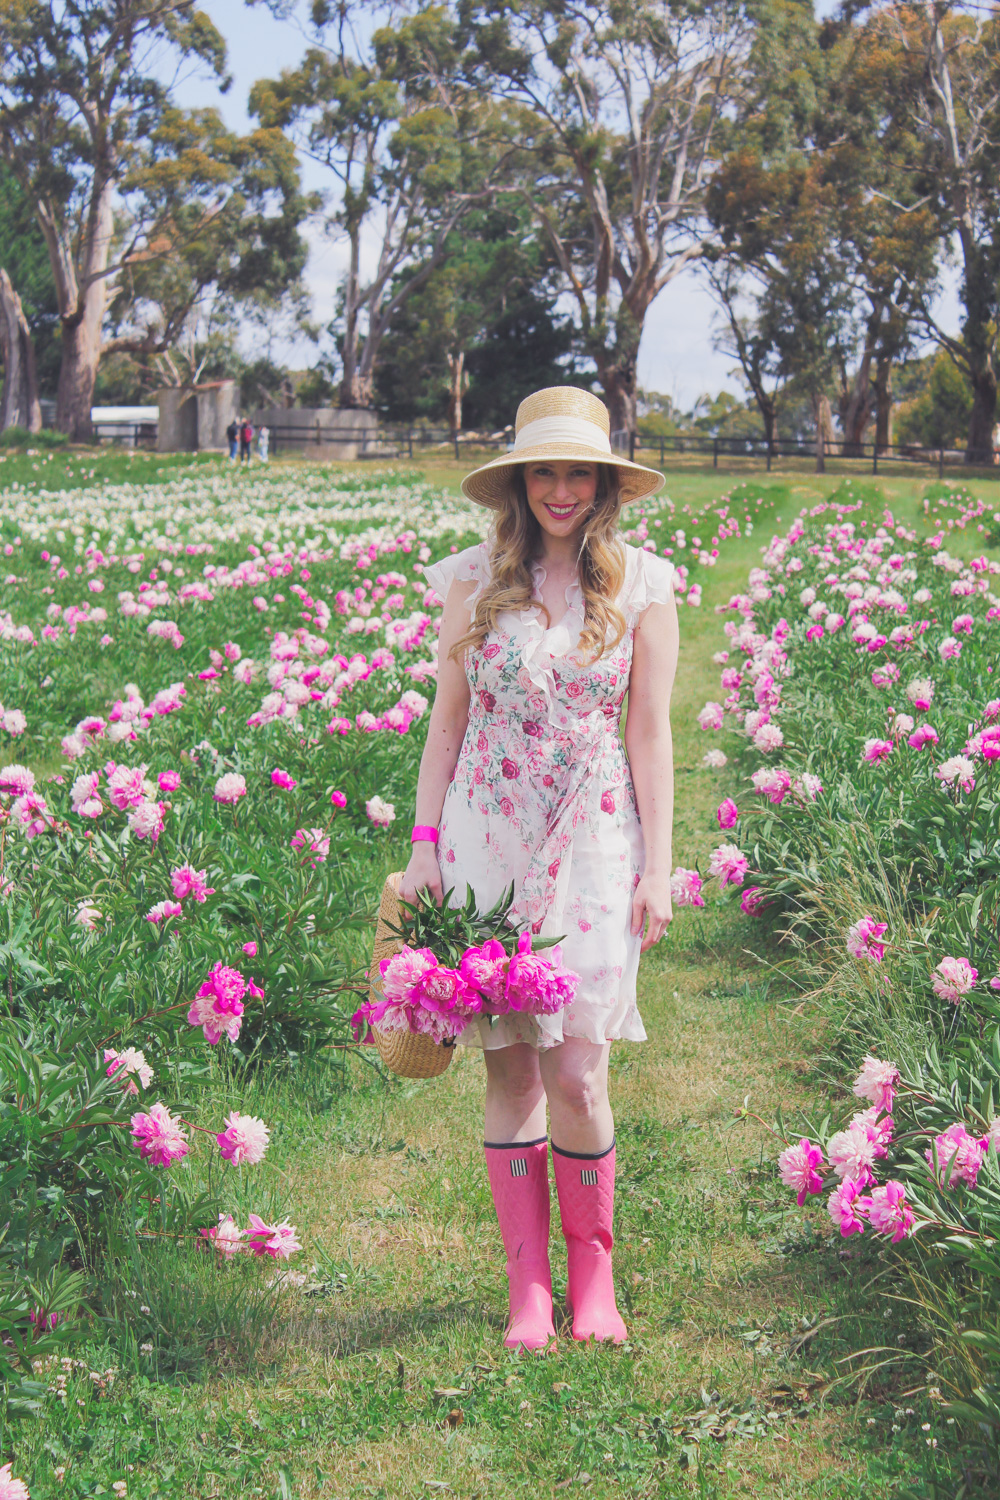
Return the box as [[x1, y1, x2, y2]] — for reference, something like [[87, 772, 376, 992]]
[[5, 469, 983, 1498]]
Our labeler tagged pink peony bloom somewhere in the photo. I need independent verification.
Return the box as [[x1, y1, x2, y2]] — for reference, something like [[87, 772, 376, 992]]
[[926, 1122, 988, 1188], [936, 755, 976, 794], [10, 791, 51, 838], [697, 701, 725, 731], [826, 1122, 879, 1186], [708, 842, 748, 886], [128, 800, 165, 842], [504, 933, 579, 1016], [271, 767, 297, 790], [145, 899, 183, 925], [846, 917, 888, 964], [931, 956, 978, 1004], [905, 677, 934, 711], [70, 769, 103, 819], [74, 900, 101, 930], [753, 721, 784, 753], [187, 962, 251, 1045], [907, 723, 939, 751], [243, 940, 258, 956], [0, 763, 35, 796], [366, 795, 395, 827], [106, 763, 147, 811], [458, 938, 509, 1006], [171, 863, 215, 903], [330, 789, 347, 809], [291, 826, 330, 864], [213, 772, 247, 803], [199, 1212, 247, 1260], [670, 866, 704, 907], [216, 1110, 271, 1166], [867, 1181, 913, 1242], [862, 738, 894, 763], [740, 886, 764, 914], [0, 1464, 30, 1500], [852, 1055, 899, 1113], [104, 1046, 153, 1094], [246, 1214, 302, 1260], [792, 772, 823, 802], [750, 766, 792, 804], [130, 1101, 189, 1166], [778, 1138, 825, 1205], [716, 798, 739, 830], [828, 1177, 871, 1237], [158, 769, 182, 792], [938, 635, 962, 661]]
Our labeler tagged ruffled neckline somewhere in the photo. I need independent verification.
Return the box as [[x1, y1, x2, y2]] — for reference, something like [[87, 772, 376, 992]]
[[515, 559, 587, 698]]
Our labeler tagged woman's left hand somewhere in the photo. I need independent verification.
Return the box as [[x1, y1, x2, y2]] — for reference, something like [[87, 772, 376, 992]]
[[630, 872, 673, 952]]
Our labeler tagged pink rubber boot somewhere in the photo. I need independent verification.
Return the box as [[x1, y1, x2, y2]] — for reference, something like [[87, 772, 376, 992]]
[[484, 1138, 555, 1351], [552, 1140, 628, 1344]]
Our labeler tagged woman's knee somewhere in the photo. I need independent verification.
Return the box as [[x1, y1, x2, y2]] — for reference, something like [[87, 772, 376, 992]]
[[485, 1044, 542, 1104], [542, 1049, 609, 1121]]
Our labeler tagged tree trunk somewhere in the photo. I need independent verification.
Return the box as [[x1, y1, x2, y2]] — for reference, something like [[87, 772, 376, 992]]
[[813, 391, 833, 473], [338, 224, 363, 409], [599, 358, 638, 439], [760, 396, 778, 455], [446, 349, 464, 436], [0, 270, 41, 433], [841, 353, 874, 456], [966, 367, 998, 464], [56, 315, 103, 442], [874, 356, 892, 452]]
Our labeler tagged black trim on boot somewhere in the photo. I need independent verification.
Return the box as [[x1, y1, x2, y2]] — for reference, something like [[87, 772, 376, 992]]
[[484, 1136, 548, 1150], [550, 1137, 615, 1162]]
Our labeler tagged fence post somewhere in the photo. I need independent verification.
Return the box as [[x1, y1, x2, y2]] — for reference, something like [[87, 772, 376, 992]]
[[713, 437, 718, 469], [872, 443, 878, 475], [766, 443, 772, 473], [454, 434, 460, 461], [316, 420, 320, 446], [939, 446, 944, 479], [408, 431, 413, 459], [660, 436, 664, 465]]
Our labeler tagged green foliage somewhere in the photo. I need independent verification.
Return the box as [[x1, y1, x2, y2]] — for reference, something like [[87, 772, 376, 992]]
[[0, 167, 61, 397], [896, 352, 976, 450], [0, 427, 68, 449]]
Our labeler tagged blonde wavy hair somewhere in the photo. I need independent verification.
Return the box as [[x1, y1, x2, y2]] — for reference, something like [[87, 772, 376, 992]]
[[452, 463, 627, 665]]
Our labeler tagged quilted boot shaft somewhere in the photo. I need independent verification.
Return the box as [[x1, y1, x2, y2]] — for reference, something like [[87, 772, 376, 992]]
[[484, 1138, 555, 1351], [552, 1140, 627, 1344]]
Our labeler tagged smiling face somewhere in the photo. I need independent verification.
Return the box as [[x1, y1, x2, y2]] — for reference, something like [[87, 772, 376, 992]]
[[522, 461, 599, 539]]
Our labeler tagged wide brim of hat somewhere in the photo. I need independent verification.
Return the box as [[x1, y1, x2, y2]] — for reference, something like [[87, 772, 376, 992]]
[[460, 441, 665, 508]]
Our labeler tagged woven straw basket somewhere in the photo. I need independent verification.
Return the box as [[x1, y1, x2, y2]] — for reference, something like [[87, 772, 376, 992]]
[[368, 871, 455, 1079]]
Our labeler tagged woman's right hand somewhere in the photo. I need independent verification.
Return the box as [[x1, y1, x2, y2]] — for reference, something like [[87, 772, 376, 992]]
[[400, 844, 444, 907]]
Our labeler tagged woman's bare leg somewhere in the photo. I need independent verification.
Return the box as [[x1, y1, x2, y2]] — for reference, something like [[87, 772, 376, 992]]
[[537, 1037, 613, 1154], [483, 1041, 547, 1142]]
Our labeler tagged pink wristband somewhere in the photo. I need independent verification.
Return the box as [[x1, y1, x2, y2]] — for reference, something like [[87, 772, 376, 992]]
[[411, 824, 439, 844]]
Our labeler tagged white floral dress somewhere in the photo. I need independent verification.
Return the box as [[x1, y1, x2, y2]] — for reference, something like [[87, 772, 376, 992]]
[[423, 541, 675, 1052]]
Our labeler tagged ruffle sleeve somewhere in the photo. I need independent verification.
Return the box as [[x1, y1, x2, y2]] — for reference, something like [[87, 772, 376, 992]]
[[422, 542, 490, 614], [621, 545, 675, 618]]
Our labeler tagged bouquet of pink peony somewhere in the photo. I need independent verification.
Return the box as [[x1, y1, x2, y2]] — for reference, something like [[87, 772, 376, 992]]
[[354, 883, 580, 1045]]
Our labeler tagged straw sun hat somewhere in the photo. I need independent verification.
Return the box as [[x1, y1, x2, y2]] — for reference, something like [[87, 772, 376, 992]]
[[460, 386, 665, 508]]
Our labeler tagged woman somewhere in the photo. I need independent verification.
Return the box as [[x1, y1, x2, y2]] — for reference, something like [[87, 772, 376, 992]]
[[402, 386, 678, 1349]]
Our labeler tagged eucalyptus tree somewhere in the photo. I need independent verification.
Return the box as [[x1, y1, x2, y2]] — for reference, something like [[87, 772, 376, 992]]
[[879, 0, 1000, 461], [458, 0, 755, 435], [251, 3, 501, 410], [0, 0, 227, 437]]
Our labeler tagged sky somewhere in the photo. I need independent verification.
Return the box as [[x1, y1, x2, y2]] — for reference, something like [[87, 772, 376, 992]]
[[175, 0, 963, 412]]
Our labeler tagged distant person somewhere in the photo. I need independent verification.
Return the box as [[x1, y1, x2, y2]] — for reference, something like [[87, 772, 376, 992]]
[[258, 425, 270, 463], [240, 418, 254, 463], [226, 417, 239, 461]]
